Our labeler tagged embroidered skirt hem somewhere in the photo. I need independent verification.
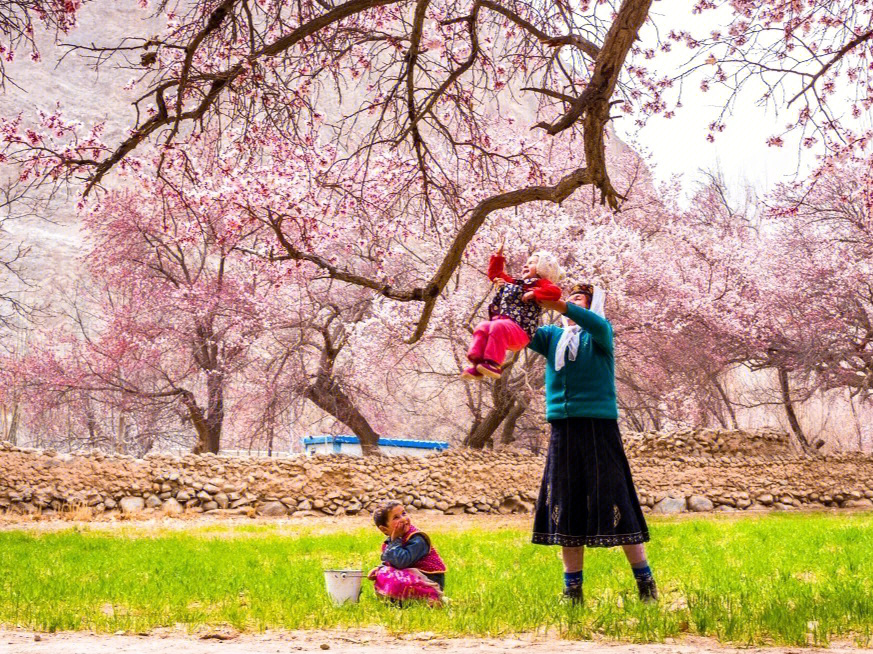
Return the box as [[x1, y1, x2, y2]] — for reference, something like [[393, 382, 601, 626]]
[[531, 530, 649, 548]]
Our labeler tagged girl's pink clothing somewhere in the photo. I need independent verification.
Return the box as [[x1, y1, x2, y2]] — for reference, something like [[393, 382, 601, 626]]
[[467, 317, 531, 365], [372, 566, 443, 605]]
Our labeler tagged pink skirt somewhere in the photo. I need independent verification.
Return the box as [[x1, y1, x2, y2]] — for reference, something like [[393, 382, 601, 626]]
[[371, 565, 443, 605]]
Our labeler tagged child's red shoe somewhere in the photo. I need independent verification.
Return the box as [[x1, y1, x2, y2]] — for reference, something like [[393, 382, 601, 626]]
[[476, 361, 502, 379], [461, 366, 483, 381]]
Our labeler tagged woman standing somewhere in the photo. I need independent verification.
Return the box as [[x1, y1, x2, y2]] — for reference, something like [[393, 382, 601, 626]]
[[526, 282, 658, 605]]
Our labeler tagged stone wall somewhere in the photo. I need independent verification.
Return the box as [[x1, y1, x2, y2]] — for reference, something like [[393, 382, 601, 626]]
[[1, 428, 872, 518]]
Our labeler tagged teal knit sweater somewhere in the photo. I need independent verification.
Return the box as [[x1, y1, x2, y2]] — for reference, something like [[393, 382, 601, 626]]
[[528, 302, 618, 422]]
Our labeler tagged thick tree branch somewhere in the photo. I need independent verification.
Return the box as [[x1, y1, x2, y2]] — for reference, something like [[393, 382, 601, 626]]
[[404, 166, 596, 342], [535, 0, 651, 136], [538, 32, 601, 60], [479, 0, 599, 60]]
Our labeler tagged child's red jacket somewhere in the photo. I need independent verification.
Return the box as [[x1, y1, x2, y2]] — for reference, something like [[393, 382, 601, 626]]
[[487, 254, 561, 302]]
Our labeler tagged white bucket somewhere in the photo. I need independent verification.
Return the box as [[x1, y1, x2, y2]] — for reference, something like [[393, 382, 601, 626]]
[[324, 569, 365, 604]]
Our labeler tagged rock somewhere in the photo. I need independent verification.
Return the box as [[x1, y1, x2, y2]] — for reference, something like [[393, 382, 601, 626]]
[[15, 502, 38, 515], [198, 626, 240, 641], [756, 493, 774, 506], [257, 501, 288, 517], [203, 484, 221, 494], [297, 499, 312, 511], [688, 495, 714, 512], [145, 495, 162, 508], [176, 490, 191, 502], [104, 498, 117, 510], [119, 496, 145, 514], [498, 497, 533, 514], [214, 493, 229, 509], [345, 501, 362, 515], [202, 501, 219, 511], [652, 497, 686, 514], [162, 498, 184, 515], [844, 498, 873, 508]]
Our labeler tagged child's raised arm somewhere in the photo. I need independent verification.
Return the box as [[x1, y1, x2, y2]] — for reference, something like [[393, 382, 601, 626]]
[[487, 251, 515, 284]]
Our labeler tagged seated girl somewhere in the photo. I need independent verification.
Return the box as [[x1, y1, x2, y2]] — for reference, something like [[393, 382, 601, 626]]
[[366, 500, 446, 606]]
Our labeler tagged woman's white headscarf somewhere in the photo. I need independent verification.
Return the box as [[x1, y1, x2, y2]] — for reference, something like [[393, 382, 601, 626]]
[[555, 286, 605, 372]]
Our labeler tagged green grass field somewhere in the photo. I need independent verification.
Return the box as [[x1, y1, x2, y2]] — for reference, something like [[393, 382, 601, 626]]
[[1, 513, 872, 645]]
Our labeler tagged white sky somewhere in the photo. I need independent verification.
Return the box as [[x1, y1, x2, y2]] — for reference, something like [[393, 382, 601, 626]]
[[615, 0, 819, 205]]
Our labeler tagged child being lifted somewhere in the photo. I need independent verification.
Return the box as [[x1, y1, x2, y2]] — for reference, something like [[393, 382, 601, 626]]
[[462, 243, 564, 380]]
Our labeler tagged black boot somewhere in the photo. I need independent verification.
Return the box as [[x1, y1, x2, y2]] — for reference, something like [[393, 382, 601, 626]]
[[561, 584, 583, 606], [636, 576, 659, 603]]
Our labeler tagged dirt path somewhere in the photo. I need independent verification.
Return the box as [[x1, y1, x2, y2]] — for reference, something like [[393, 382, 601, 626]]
[[1, 630, 871, 654]]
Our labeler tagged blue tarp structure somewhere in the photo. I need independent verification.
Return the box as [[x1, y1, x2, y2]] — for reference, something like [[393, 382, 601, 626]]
[[303, 435, 449, 454]]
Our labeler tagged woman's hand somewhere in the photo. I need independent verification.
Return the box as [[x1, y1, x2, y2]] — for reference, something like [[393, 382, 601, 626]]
[[522, 291, 535, 302], [367, 567, 380, 580], [494, 278, 506, 287]]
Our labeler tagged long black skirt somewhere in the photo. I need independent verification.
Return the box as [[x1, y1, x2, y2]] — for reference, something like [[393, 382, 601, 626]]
[[532, 417, 649, 548]]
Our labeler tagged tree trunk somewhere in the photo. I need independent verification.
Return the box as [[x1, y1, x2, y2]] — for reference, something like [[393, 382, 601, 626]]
[[464, 399, 517, 448], [464, 363, 527, 449], [712, 376, 739, 429], [777, 366, 811, 453], [116, 413, 127, 454], [849, 393, 864, 452], [4, 403, 19, 445], [620, 405, 646, 432], [183, 388, 223, 454], [85, 402, 101, 447], [500, 401, 527, 444], [645, 407, 662, 431], [204, 372, 224, 453], [305, 375, 382, 456]]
